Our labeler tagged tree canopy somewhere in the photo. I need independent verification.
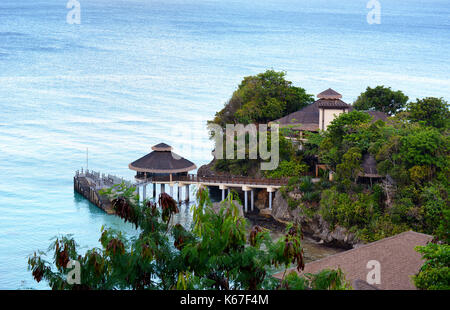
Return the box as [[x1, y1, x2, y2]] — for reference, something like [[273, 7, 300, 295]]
[[28, 184, 349, 290], [210, 70, 314, 126], [353, 85, 409, 116], [407, 97, 450, 129]]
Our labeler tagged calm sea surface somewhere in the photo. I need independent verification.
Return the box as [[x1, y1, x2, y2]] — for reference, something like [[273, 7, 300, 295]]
[[0, 0, 449, 289]]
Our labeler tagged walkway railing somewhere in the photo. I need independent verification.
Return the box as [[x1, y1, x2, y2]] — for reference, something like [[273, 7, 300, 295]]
[[138, 174, 289, 186], [76, 169, 133, 189]]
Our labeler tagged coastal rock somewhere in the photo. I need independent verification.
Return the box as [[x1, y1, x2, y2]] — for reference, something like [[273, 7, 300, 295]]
[[212, 200, 244, 218], [255, 190, 268, 210], [259, 208, 272, 218], [271, 190, 291, 222], [271, 190, 359, 248]]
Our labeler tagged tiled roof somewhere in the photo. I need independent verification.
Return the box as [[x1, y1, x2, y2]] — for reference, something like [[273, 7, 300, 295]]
[[129, 143, 197, 173], [273, 231, 433, 290], [317, 99, 350, 109]]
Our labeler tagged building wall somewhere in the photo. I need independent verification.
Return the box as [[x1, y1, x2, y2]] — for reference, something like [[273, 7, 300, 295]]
[[319, 108, 347, 130]]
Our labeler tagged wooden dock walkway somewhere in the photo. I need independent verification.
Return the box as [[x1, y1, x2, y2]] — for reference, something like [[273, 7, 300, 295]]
[[74, 169, 290, 214], [73, 169, 134, 214]]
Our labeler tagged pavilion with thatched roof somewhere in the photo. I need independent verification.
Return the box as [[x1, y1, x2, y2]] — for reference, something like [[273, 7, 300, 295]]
[[129, 143, 197, 181]]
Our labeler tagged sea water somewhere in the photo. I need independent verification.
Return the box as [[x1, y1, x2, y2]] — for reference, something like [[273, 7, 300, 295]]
[[0, 0, 449, 289]]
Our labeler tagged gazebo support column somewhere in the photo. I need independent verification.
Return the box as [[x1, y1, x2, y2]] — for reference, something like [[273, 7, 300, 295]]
[[161, 184, 165, 194], [177, 183, 186, 203], [153, 183, 156, 198], [143, 184, 146, 200], [170, 185, 173, 197], [185, 185, 189, 202]]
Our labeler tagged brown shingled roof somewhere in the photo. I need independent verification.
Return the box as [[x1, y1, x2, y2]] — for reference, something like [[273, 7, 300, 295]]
[[129, 143, 197, 174], [317, 88, 342, 99], [317, 99, 350, 109], [273, 231, 432, 290], [271, 100, 320, 126]]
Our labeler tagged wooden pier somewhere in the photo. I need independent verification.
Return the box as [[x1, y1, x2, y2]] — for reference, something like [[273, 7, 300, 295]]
[[73, 169, 133, 215]]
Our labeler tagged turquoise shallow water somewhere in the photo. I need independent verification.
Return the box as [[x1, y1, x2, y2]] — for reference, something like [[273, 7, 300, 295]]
[[0, 0, 449, 289]]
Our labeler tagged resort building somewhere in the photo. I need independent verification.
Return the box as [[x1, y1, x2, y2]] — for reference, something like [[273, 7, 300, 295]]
[[271, 88, 388, 179], [270, 88, 388, 139], [273, 231, 433, 290]]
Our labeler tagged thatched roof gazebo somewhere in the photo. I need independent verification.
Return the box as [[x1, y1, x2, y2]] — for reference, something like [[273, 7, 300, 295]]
[[129, 143, 197, 181]]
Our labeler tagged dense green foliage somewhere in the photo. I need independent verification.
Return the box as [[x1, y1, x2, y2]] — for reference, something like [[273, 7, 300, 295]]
[[28, 184, 349, 290], [413, 243, 450, 290], [353, 85, 408, 115], [210, 70, 314, 126], [306, 109, 450, 243], [406, 97, 450, 129]]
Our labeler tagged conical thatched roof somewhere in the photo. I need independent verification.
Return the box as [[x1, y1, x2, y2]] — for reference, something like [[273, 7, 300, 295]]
[[129, 143, 197, 174]]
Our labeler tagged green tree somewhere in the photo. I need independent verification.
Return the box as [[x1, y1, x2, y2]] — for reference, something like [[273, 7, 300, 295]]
[[210, 70, 313, 126], [413, 243, 450, 290], [28, 184, 348, 290], [407, 97, 450, 129], [353, 86, 408, 116]]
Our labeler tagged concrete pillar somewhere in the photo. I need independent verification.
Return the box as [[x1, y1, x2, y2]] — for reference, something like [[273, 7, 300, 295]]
[[244, 190, 248, 213], [170, 185, 173, 197], [267, 187, 275, 210], [251, 190, 254, 211], [153, 183, 156, 198], [219, 185, 228, 201], [269, 191, 272, 210], [143, 184, 147, 200], [242, 186, 251, 213], [185, 185, 189, 202], [177, 185, 182, 202], [161, 184, 165, 194]]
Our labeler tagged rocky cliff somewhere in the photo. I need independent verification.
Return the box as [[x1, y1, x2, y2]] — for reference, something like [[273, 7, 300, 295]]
[[271, 190, 361, 249]]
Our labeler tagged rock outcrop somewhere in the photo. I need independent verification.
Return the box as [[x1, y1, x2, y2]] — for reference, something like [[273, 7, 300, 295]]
[[271, 190, 360, 248]]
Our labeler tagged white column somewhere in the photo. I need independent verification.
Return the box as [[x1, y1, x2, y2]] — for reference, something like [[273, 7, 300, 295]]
[[143, 184, 147, 200], [161, 184, 165, 193], [251, 190, 254, 211], [170, 185, 173, 197], [153, 183, 156, 198], [222, 189, 225, 201], [178, 185, 181, 202], [269, 191, 273, 210], [244, 190, 248, 212]]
